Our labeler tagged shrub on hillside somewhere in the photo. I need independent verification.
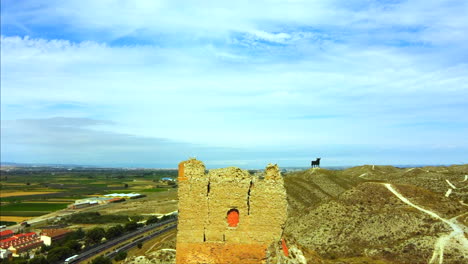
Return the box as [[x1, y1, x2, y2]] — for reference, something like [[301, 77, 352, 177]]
[[46, 247, 73, 263], [91, 256, 111, 264], [67, 212, 129, 224], [114, 251, 127, 261], [106, 225, 124, 240]]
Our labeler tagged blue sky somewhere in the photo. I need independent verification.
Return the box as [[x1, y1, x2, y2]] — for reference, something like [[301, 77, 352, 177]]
[[1, 0, 467, 168]]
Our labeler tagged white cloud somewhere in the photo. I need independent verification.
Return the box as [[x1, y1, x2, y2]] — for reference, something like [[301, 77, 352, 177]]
[[2, 35, 467, 149], [3, 117, 466, 167], [3, 0, 468, 46], [1, 0, 468, 166]]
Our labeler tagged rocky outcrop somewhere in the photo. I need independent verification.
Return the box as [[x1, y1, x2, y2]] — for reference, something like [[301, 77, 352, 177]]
[[176, 159, 288, 264], [124, 249, 176, 264]]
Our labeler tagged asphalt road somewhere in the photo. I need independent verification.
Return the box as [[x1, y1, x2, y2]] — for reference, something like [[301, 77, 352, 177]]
[[104, 224, 177, 259], [69, 218, 177, 264]]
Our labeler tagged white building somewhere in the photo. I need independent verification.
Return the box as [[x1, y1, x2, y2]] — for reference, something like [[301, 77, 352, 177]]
[[0, 249, 12, 259], [103, 193, 145, 199]]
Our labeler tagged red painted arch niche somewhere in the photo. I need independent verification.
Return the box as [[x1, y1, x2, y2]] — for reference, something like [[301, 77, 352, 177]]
[[227, 209, 239, 227]]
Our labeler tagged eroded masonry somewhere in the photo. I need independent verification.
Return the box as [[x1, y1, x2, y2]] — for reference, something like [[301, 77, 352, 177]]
[[176, 159, 288, 264]]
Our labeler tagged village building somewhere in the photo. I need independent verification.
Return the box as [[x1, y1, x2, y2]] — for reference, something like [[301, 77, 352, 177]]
[[40, 229, 72, 246], [68, 196, 127, 209], [161, 177, 174, 181], [0, 232, 43, 257], [108, 197, 125, 203], [68, 201, 96, 209], [0, 248, 12, 259], [103, 193, 145, 199], [0, 230, 13, 240]]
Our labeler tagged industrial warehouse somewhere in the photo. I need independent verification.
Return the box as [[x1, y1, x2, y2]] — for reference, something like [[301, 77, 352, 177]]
[[68, 193, 145, 209]]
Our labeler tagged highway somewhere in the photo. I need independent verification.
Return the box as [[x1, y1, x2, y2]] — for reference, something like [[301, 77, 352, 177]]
[[69, 218, 177, 264], [104, 224, 177, 259]]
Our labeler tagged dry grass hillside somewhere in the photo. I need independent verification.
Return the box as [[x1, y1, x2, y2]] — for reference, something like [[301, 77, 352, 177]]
[[123, 165, 467, 264], [284, 165, 467, 263]]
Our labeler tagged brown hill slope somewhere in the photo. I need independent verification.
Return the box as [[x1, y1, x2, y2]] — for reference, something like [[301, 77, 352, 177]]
[[284, 165, 467, 263], [284, 168, 365, 217]]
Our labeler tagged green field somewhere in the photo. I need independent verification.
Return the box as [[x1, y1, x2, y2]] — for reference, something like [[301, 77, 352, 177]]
[[1, 211, 47, 216], [0, 221, 16, 226], [0, 167, 177, 221], [1, 202, 68, 212]]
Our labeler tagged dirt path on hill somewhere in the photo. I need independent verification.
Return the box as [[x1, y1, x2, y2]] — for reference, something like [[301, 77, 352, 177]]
[[383, 183, 468, 264], [445, 180, 457, 189], [444, 189, 452, 197]]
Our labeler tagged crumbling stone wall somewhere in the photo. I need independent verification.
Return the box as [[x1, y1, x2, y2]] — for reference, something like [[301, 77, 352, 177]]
[[176, 159, 288, 264]]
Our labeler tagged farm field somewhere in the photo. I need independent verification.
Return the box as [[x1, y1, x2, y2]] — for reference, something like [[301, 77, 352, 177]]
[[0, 216, 31, 223], [0, 191, 59, 198], [1, 202, 69, 211], [0, 166, 178, 225]]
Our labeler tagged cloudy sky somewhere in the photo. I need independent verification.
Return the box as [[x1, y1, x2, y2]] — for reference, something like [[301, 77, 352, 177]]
[[1, 0, 467, 168]]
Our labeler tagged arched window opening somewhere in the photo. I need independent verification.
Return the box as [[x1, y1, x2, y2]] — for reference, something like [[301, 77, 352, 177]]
[[227, 209, 239, 227]]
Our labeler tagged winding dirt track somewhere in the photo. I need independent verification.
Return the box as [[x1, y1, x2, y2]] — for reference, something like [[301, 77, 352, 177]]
[[383, 183, 468, 264], [445, 180, 457, 189]]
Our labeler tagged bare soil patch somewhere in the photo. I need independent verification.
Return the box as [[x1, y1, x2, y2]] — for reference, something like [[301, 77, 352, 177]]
[[101, 190, 177, 215], [0, 216, 31, 222], [0, 191, 59, 198]]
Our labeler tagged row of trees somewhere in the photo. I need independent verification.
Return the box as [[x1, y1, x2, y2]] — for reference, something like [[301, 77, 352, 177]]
[[67, 212, 138, 224], [85, 214, 177, 244], [85, 220, 143, 245]]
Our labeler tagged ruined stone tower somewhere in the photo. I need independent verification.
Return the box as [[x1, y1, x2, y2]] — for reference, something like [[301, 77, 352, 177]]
[[176, 159, 288, 264]]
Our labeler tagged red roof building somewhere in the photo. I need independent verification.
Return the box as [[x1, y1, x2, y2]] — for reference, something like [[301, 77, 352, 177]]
[[108, 198, 125, 203], [0, 230, 13, 240], [0, 232, 42, 251], [40, 229, 72, 246], [0, 232, 43, 257]]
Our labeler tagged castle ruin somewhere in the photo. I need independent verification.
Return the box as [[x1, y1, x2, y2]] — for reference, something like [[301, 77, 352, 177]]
[[176, 158, 288, 264]]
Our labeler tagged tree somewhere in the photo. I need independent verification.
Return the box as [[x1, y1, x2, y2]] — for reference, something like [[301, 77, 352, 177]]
[[160, 214, 176, 221], [47, 247, 73, 263], [86, 227, 105, 244], [106, 225, 124, 240], [146, 216, 159, 225], [71, 228, 85, 240], [40, 244, 52, 253], [64, 240, 82, 253], [124, 221, 138, 232], [91, 256, 111, 264], [28, 256, 48, 264], [114, 251, 127, 261], [137, 242, 143, 249], [3, 258, 27, 264]]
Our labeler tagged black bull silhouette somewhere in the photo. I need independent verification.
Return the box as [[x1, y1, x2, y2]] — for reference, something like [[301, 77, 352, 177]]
[[311, 158, 321, 168]]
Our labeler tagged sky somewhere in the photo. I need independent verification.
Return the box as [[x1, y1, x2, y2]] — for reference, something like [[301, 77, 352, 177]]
[[1, 0, 468, 168]]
